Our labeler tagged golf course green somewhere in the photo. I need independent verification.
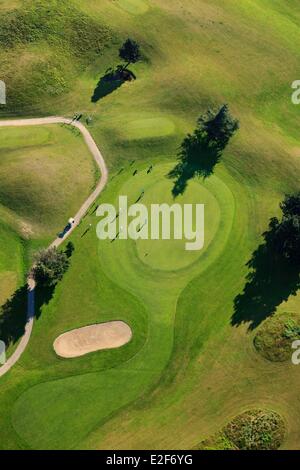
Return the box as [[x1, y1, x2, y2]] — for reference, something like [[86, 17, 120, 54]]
[[0, 0, 300, 451]]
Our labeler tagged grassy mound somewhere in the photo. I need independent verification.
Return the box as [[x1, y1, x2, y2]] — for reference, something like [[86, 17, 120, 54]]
[[0, 124, 97, 238], [254, 312, 300, 362], [0, 0, 111, 55], [0, 0, 112, 113], [199, 409, 285, 450]]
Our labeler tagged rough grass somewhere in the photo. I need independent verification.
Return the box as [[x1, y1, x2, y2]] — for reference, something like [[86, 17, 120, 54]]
[[254, 312, 300, 362], [0, 0, 112, 113], [0, 222, 24, 304], [0, 0, 111, 54], [0, 124, 97, 238]]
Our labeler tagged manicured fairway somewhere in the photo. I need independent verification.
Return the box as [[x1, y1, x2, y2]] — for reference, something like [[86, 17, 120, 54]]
[[0, 0, 300, 451], [9, 160, 235, 449], [3, 157, 296, 450]]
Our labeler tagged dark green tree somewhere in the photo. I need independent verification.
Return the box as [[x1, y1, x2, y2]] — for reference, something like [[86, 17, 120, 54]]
[[168, 104, 239, 196], [119, 38, 141, 70], [198, 104, 239, 149], [31, 247, 69, 286], [280, 192, 300, 217], [231, 192, 300, 329], [270, 192, 300, 264]]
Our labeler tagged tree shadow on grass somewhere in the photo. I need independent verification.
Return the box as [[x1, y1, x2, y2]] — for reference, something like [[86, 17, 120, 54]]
[[91, 66, 136, 103], [168, 134, 222, 198], [0, 285, 28, 347], [168, 105, 239, 198], [231, 221, 300, 331], [34, 284, 56, 320], [0, 244, 75, 348], [0, 283, 55, 348]]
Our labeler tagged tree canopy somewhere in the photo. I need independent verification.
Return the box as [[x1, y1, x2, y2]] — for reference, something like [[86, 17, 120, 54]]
[[168, 104, 239, 196], [269, 192, 300, 265], [31, 247, 69, 286], [198, 104, 240, 150], [119, 38, 141, 68], [280, 192, 300, 217]]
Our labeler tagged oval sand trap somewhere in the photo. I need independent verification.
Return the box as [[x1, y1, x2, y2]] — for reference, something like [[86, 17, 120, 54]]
[[53, 321, 132, 358]]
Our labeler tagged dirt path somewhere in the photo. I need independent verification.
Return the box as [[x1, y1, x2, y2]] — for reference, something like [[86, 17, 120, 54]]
[[0, 117, 108, 377]]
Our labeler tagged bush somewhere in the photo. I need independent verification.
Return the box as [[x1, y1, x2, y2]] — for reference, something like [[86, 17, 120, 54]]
[[270, 192, 300, 265], [197, 409, 285, 450], [224, 409, 285, 450], [254, 312, 300, 361], [31, 247, 69, 286]]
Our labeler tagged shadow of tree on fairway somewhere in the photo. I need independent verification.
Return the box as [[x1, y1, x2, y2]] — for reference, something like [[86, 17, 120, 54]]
[[0, 285, 28, 347], [0, 244, 75, 348], [0, 283, 56, 348], [34, 284, 56, 320], [168, 134, 222, 197], [231, 221, 300, 331], [169, 105, 239, 197], [91, 66, 136, 103], [65, 241, 75, 258]]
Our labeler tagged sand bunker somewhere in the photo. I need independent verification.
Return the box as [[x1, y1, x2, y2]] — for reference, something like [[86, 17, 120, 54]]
[[53, 321, 132, 358]]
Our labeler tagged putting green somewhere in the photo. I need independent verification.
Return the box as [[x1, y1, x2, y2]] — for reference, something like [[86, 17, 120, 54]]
[[122, 117, 175, 141], [136, 180, 219, 271], [110, 163, 232, 271], [116, 0, 149, 15]]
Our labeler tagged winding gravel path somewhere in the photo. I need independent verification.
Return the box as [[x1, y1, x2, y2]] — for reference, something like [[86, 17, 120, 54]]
[[0, 117, 108, 377]]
